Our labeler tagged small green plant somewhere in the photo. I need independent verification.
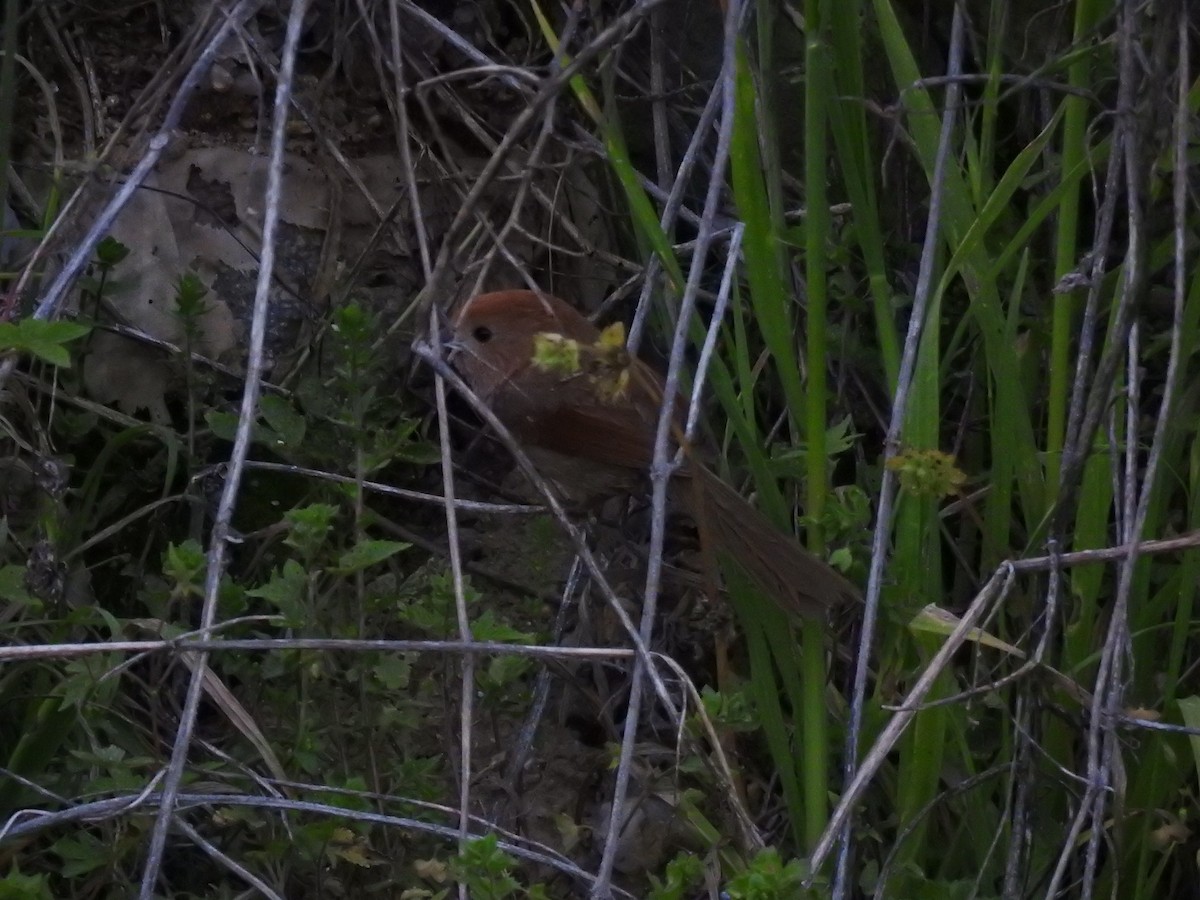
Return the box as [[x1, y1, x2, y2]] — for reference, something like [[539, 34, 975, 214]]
[[76, 235, 129, 322], [722, 848, 807, 900], [0, 318, 90, 366], [0, 865, 53, 900], [172, 270, 211, 460], [647, 852, 705, 900], [449, 834, 543, 900]]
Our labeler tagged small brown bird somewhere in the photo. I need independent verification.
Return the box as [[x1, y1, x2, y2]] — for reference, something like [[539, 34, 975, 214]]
[[451, 289, 859, 619]]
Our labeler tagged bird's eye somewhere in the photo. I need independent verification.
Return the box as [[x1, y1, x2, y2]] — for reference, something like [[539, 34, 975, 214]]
[[472, 325, 493, 343]]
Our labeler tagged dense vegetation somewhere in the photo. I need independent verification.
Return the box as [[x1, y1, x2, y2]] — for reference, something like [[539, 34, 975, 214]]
[[1, 1, 1197, 898]]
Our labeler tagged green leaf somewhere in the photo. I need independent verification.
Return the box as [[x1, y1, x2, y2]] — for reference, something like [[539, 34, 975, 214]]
[[49, 833, 110, 878], [0, 319, 91, 367], [372, 654, 412, 691], [0, 565, 35, 606], [284, 503, 339, 559], [724, 848, 807, 899], [483, 655, 531, 690], [206, 398, 305, 450], [163, 540, 206, 596], [172, 271, 210, 318], [332, 539, 409, 574], [0, 864, 53, 900], [452, 833, 520, 899], [247, 559, 309, 625], [648, 852, 705, 900], [205, 410, 264, 444], [259, 394, 306, 448], [471, 609, 533, 644], [94, 235, 130, 266]]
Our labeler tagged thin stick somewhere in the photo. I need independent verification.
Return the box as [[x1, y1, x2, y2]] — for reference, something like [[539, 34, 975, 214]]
[[138, 2, 305, 894], [832, 6, 966, 895]]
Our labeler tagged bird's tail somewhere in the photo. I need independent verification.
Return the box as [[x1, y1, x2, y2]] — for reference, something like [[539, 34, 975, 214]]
[[690, 464, 860, 619]]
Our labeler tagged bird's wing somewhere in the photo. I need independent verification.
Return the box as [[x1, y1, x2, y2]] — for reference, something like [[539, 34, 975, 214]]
[[505, 356, 683, 471], [522, 402, 657, 470]]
